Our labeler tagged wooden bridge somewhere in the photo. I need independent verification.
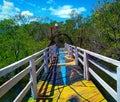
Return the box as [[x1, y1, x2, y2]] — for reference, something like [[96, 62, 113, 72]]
[[0, 43, 120, 102]]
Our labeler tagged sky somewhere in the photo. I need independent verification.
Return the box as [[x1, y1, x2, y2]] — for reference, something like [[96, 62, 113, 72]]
[[0, 0, 99, 22]]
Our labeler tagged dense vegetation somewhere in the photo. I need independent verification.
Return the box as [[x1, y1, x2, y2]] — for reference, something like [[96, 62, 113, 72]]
[[0, 0, 120, 68]]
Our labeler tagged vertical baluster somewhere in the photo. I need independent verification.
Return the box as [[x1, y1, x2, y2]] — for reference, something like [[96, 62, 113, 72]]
[[84, 52, 89, 80], [29, 59, 37, 99], [64, 43, 66, 49], [68, 45, 73, 56], [48, 47, 51, 63], [117, 67, 120, 102], [67, 44, 69, 53], [75, 47, 78, 66], [44, 49, 48, 73], [49, 46, 52, 63], [68, 44, 70, 54], [70, 46, 73, 56]]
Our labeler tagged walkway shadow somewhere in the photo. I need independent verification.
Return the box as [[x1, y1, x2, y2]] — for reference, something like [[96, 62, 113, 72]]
[[37, 51, 84, 101], [37, 57, 58, 102], [66, 65, 84, 85], [36, 50, 106, 102]]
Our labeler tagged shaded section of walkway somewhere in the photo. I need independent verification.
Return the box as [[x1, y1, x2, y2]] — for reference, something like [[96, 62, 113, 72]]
[[28, 51, 107, 102], [28, 65, 107, 102]]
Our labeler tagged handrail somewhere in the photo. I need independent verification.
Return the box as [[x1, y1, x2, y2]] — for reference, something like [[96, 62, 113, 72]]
[[0, 48, 46, 78], [1, 43, 120, 101], [65, 43, 120, 102], [0, 44, 57, 101], [77, 47, 120, 66]]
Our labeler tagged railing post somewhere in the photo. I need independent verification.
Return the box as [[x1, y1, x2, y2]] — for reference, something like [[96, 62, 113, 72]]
[[68, 46, 73, 56], [67, 44, 70, 54], [70, 46, 73, 56], [75, 47, 78, 66], [84, 52, 90, 80], [44, 49, 49, 73], [54, 44, 57, 54], [64, 43, 66, 49], [117, 67, 120, 102], [49, 46, 52, 63], [29, 59, 37, 99], [66, 44, 69, 53]]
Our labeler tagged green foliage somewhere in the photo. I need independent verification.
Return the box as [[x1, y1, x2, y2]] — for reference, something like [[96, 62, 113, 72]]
[[50, 0, 120, 60], [0, 18, 49, 68], [0, 0, 120, 68]]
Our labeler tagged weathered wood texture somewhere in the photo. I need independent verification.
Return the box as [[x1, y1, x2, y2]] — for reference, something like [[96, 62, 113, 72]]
[[0, 45, 56, 101], [28, 60, 107, 102], [65, 43, 120, 101], [1, 43, 120, 102]]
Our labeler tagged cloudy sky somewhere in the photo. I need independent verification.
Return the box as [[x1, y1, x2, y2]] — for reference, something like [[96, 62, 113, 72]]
[[0, 0, 99, 21]]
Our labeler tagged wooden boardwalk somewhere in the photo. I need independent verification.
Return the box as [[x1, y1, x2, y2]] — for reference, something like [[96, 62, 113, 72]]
[[28, 52, 107, 102], [1, 44, 119, 101]]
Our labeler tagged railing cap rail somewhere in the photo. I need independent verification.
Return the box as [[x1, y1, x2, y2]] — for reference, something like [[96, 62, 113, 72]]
[[77, 47, 120, 67], [65, 43, 120, 67], [0, 47, 49, 77]]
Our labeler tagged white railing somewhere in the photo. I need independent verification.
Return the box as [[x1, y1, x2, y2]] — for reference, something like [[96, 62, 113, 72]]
[[65, 43, 120, 102], [0, 44, 57, 102]]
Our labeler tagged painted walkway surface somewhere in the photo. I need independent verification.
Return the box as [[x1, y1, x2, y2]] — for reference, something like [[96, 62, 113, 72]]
[[28, 49, 107, 102]]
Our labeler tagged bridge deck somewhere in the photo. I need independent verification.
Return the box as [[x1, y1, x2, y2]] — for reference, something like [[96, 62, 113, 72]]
[[28, 51, 107, 102]]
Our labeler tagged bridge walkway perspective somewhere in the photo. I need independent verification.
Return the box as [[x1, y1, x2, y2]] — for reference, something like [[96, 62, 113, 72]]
[[0, 43, 120, 102], [28, 48, 107, 102]]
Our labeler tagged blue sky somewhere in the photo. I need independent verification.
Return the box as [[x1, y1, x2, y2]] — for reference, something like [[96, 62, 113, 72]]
[[0, 0, 99, 22]]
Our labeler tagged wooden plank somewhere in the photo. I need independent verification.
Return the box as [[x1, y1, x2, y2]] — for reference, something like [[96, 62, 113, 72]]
[[89, 67, 117, 101], [44, 50, 49, 73], [77, 47, 85, 52], [31, 48, 46, 59], [13, 81, 32, 102], [117, 67, 120, 102], [77, 47, 120, 66], [0, 57, 32, 78], [78, 52, 84, 57], [87, 51, 120, 67], [36, 63, 45, 76], [89, 58, 117, 80], [34, 65, 107, 102], [75, 47, 78, 66], [36, 80, 107, 102], [77, 47, 84, 53], [70, 45, 75, 48], [84, 52, 89, 80], [29, 59, 37, 99], [78, 58, 84, 65], [0, 66, 30, 97], [35, 55, 44, 65], [0, 49, 46, 77]]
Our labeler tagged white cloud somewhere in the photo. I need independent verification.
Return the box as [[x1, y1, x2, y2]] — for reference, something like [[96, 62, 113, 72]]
[[41, 8, 47, 11], [0, 0, 20, 20], [0, 0, 34, 21], [47, 0, 54, 4], [29, 17, 38, 23], [49, 5, 86, 18], [21, 10, 33, 16], [26, 2, 36, 7], [46, 0, 57, 6]]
